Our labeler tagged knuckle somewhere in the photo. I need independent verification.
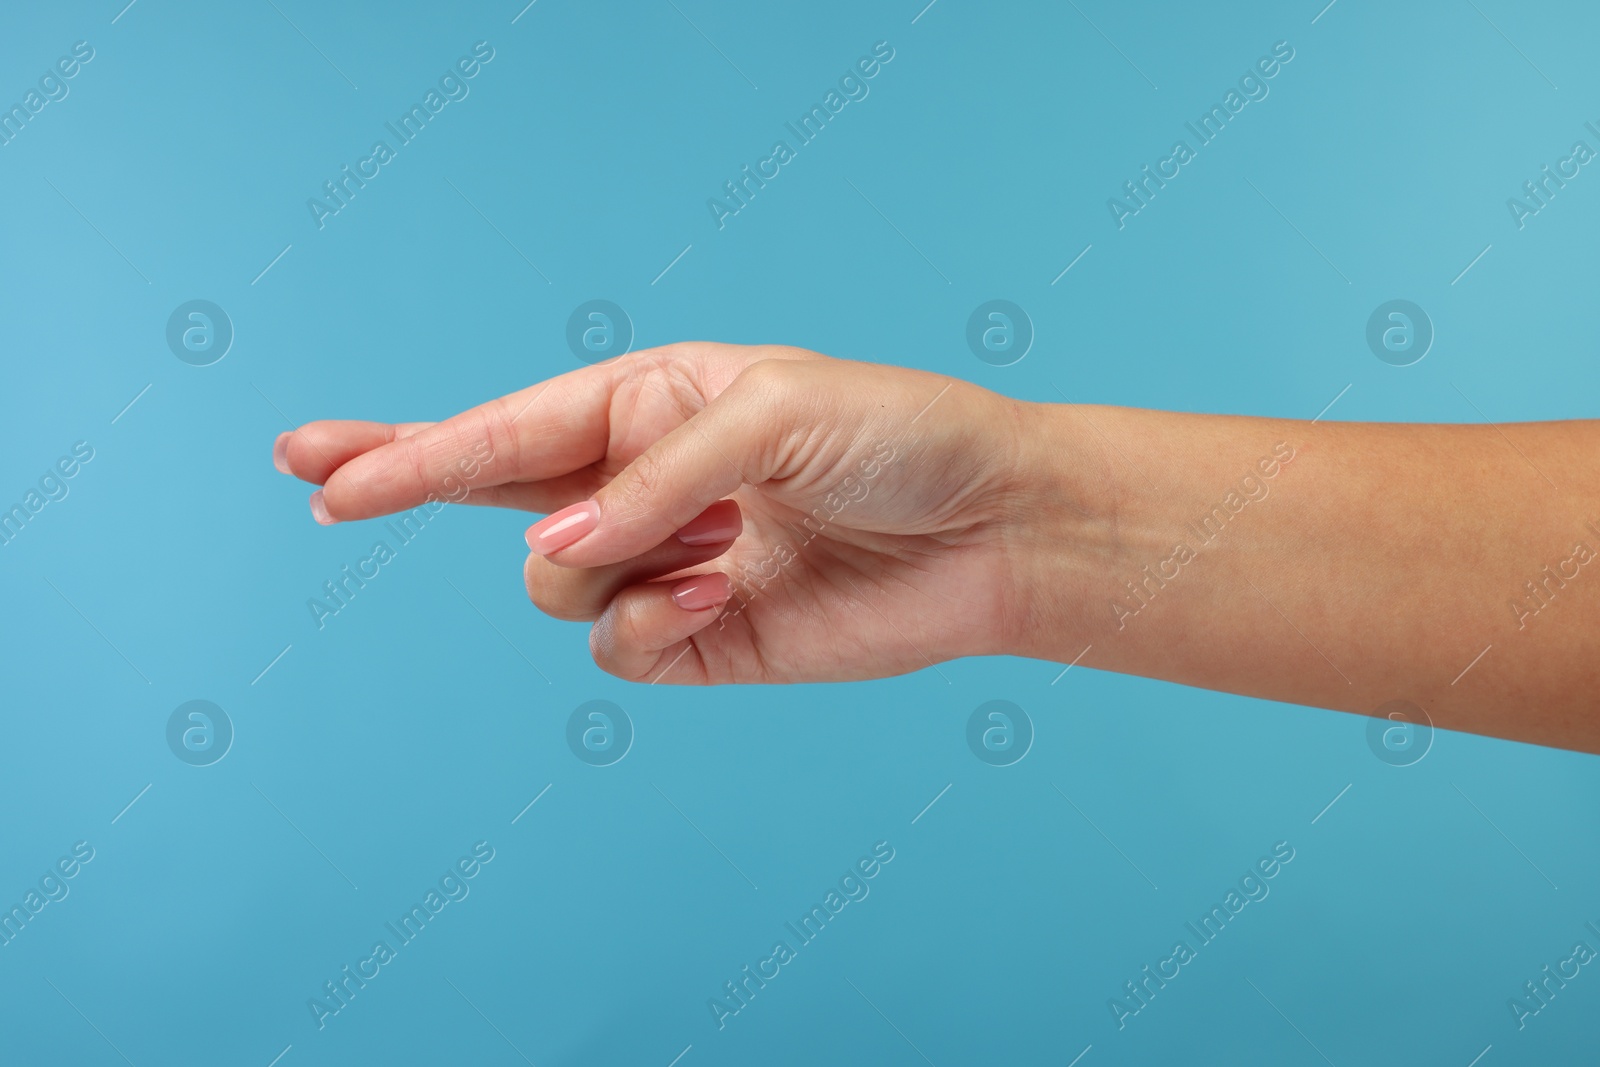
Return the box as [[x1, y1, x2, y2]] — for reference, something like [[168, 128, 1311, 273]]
[[588, 602, 651, 682], [617, 447, 668, 505], [587, 615, 621, 674], [733, 357, 795, 398], [645, 341, 695, 367], [606, 593, 646, 649], [522, 556, 598, 622], [471, 405, 522, 482], [399, 436, 432, 497], [726, 358, 805, 475], [426, 424, 480, 499]]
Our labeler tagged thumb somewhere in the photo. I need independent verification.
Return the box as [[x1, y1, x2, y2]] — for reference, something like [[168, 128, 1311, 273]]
[[525, 359, 799, 567]]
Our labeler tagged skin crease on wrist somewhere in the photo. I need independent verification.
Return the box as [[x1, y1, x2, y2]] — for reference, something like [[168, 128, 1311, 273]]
[[273, 341, 1600, 756]]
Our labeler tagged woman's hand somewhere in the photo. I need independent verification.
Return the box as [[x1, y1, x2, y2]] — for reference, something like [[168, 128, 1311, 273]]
[[278, 340, 1600, 751], [274, 343, 1090, 685]]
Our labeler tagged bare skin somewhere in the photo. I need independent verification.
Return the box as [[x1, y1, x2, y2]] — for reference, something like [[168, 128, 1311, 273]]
[[275, 342, 1600, 754]]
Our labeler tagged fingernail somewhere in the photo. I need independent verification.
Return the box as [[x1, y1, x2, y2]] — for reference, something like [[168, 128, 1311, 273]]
[[309, 490, 338, 525], [526, 500, 600, 555], [671, 572, 732, 612], [273, 433, 292, 474], [676, 502, 743, 546]]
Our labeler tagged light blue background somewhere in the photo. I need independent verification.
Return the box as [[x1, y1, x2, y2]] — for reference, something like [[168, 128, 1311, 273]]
[[1, 1, 1596, 1064]]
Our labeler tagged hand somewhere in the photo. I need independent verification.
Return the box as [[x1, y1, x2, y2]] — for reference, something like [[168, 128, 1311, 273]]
[[275, 341, 1600, 751], [275, 343, 1078, 684]]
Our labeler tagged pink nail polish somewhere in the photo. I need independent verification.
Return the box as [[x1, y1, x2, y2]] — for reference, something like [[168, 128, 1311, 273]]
[[273, 433, 292, 475], [676, 504, 742, 546], [671, 573, 732, 612], [526, 500, 600, 555], [309, 490, 337, 525]]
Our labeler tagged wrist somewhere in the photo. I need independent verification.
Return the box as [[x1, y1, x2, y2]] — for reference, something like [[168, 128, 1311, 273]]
[[995, 398, 1140, 663]]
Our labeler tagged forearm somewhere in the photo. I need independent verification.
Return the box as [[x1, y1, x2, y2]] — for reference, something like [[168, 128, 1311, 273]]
[[1010, 401, 1600, 751]]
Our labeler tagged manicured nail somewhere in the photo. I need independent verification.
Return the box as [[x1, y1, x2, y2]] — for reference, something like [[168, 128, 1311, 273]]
[[273, 433, 292, 474], [676, 502, 742, 546], [526, 500, 600, 555], [671, 572, 732, 612], [309, 490, 337, 526]]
